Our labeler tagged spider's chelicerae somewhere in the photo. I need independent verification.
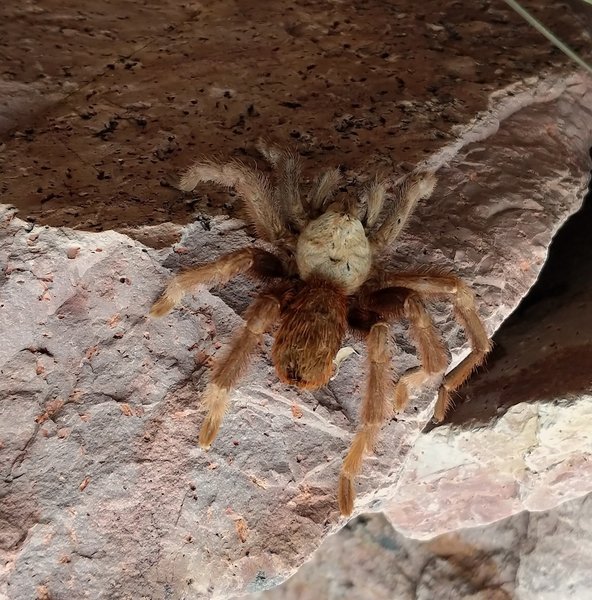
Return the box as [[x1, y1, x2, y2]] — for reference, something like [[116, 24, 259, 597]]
[[150, 142, 492, 516]]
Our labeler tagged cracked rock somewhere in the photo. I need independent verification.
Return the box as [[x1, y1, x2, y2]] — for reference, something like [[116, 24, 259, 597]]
[[251, 493, 592, 600]]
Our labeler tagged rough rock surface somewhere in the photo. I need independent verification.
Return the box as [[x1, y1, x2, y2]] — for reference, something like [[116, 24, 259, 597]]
[[251, 493, 592, 600], [384, 177, 592, 538]]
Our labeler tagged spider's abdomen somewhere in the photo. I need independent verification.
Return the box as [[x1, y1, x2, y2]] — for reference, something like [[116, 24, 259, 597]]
[[273, 278, 347, 390], [296, 212, 371, 293]]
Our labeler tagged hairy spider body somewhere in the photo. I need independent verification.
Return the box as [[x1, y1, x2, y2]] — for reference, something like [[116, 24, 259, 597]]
[[273, 277, 347, 389], [150, 142, 492, 516]]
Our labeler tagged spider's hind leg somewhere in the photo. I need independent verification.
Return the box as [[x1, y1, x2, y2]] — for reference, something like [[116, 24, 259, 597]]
[[338, 322, 393, 516], [381, 273, 492, 422], [394, 294, 448, 412], [361, 286, 447, 412], [432, 283, 492, 422]]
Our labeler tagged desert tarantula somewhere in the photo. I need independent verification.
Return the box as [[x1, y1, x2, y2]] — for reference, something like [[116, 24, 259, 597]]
[[150, 141, 491, 516]]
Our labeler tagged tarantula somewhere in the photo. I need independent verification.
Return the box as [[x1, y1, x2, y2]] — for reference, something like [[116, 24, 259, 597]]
[[150, 142, 491, 516]]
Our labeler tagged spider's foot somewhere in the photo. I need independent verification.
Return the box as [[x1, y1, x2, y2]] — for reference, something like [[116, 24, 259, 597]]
[[198, 384, 228, 448], [198, 417, 219, 449], [413, 171, 438, 199], [433, 385, 453, 423], [149, 295, 175, 317], [338, 474, 355, 517], [393, 381, 410, 412]]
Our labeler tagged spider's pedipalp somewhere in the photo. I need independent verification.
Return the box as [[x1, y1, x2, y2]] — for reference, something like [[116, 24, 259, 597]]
[[149, 248, 283, 316], [361, 175, 388, 229], [306, 168, 342, 216], [199, 293, 281, 447], [256, 139, 307, 230], [338, 322, 394, 516], [370, 171, 437, 252], [178, 158, 285, 242]]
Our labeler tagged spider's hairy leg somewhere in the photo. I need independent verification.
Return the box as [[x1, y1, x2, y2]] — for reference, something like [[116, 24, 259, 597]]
[[149, 248, 284, 316], [199, 293, 281, 448], [306, 168, 342, 215], [369, 171, 437, 251], [255, 138, 307, 230], [338, 322, 393, 516], [434, 284, 492, 422], [362, 285, 447, 410], [361, 175, 388, 229], [178, 158, 285, 242], [394, 294, 448, 411], [383, 273, 492, 421]]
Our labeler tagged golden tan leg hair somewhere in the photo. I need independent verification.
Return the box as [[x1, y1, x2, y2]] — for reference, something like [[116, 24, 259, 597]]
[[199, 294, 281, 448], [150, 248, 263, 317], [385, 273, 492, 421], [178, 159, 285, 242], [338, 322, 393, 516], [394, 294, 448, 411]]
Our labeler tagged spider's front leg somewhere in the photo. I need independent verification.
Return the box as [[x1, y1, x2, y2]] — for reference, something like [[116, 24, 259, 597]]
[[199, 293, 281, 447], [338, 322, 394, 516]]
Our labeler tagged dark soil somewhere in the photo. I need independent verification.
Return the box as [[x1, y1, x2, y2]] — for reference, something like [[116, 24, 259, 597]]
[[0, 0, 589, 235]]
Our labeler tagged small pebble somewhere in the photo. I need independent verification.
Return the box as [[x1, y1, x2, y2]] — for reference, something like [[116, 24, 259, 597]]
[[67, 246, 80, 259]]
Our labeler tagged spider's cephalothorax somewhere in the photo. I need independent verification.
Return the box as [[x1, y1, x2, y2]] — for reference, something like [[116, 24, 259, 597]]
[[150, 141, 492, 516]]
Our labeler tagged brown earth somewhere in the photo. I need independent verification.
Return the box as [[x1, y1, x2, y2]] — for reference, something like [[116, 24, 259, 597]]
[[0, 0, 589, 238]]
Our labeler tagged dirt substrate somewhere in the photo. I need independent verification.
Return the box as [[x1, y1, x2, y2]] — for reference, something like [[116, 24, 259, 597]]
[[1, 0, 589, 237]]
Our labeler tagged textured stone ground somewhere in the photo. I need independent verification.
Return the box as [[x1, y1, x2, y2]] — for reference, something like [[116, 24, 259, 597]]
[[1, 1, 592, 599]]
